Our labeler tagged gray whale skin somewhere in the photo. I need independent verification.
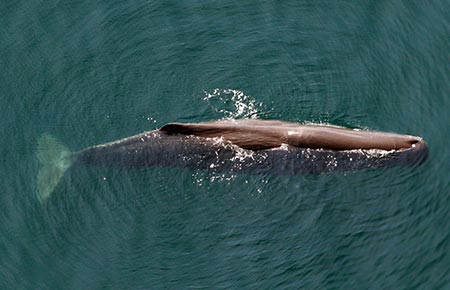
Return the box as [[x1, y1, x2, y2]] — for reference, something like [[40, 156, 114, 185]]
[[37, 119, 428, 202]]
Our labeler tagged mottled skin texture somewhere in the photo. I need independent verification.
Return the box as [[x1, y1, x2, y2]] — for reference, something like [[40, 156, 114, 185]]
[[75, 119, 428, 174]]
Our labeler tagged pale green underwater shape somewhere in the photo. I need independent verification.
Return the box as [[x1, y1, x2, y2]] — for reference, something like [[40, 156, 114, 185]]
[[36, 134, 72, 203]]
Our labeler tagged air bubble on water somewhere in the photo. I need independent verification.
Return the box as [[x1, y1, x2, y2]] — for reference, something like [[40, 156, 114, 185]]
[[146, 116, 157, 123]]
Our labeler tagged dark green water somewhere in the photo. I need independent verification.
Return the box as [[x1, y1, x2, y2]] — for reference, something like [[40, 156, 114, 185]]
[[1, 1, 449, 289]]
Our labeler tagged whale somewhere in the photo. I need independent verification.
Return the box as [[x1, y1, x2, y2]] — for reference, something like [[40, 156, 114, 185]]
[[36, 119, 428, 202]]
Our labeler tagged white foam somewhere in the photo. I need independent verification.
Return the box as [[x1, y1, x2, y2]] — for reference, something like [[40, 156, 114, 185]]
[[203, 88, 265, 119]]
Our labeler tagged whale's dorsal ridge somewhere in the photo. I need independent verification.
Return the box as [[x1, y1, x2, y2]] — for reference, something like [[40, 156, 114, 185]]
[[160, 119, 294, 134], [160, 123, 195, 134], [159, 122, 284, 150]]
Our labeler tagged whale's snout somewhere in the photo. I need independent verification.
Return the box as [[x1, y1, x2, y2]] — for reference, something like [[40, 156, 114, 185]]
[[409, 138, 420, 145], [400, 137, 428, 166]]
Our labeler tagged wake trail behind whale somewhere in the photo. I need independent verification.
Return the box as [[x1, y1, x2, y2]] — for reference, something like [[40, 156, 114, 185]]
[[36, 134, 72, 203]]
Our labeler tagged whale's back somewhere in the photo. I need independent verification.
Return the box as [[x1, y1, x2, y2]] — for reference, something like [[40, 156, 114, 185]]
[[160, 119, 423, 151]]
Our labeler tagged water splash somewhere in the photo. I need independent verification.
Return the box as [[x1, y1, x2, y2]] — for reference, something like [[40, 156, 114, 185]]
[[194, 89, 274, 197], [203, 88, 265, 119], [190, 135, 270, 197]]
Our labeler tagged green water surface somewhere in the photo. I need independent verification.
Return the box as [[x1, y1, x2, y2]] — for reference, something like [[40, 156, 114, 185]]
[[1, 1, 449, 289]]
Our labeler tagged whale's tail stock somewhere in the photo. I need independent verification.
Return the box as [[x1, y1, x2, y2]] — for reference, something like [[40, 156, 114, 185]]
[[36, 134, 73, 203]]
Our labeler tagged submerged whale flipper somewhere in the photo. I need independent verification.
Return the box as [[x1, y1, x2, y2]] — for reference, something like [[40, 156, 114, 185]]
[[36, 134, 73, 203]]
